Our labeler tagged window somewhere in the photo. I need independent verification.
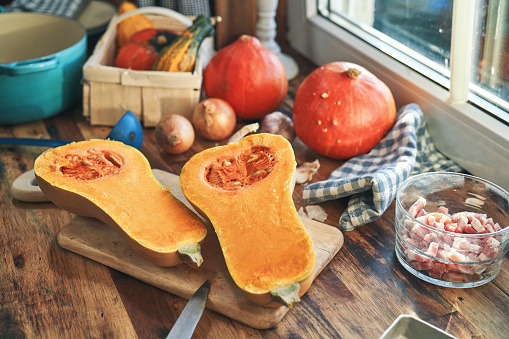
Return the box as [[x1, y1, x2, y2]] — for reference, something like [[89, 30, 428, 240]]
[[287, 0, 509, 191], [320, 0, 454, 74], [317, 0, 509, 115]]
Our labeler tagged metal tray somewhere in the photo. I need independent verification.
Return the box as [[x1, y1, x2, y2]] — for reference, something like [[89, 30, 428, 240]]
[[380, 315, 457, 339]]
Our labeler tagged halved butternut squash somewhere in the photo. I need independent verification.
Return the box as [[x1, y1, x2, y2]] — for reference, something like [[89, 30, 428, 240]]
[[180, 133, 316, 307], [34, 139, 207, 267]]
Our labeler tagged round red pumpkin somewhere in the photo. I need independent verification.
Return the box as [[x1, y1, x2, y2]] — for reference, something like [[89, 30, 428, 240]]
[[203, 35, 288, 120], [115, 43, 157, 70], [292, 62, 396, 159], [115, 29, 178, 70]]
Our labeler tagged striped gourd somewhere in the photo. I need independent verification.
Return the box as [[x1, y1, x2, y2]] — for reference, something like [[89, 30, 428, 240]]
[[153, 15, 215, 72]]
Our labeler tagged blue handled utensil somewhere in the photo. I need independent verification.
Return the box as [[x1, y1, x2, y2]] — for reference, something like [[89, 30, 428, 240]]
[[0, 111, 143, 150]]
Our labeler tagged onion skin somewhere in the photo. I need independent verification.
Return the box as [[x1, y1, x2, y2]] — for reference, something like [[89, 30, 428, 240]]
[[155, 114, 195, 154], [192, 98, 237, 141], [260, 111, 296, 143]]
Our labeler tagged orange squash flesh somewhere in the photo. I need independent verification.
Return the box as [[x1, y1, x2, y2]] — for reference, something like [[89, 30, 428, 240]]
[[180, 133, 316, 307], [34, 140, 207, 267]]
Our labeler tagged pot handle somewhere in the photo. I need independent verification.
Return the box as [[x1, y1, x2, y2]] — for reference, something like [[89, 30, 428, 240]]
[[0, 56, 58, 76]]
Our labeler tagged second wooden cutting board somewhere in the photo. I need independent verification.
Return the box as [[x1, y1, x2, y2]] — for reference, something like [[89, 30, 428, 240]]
[[57, 169, 344, 329]]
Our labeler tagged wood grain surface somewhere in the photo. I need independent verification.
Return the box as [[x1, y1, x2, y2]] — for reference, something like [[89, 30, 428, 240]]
[[1, 45, 508, 338]]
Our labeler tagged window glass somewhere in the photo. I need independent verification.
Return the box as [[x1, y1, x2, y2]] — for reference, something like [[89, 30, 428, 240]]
[[318, 0, 509, 113], [475, 0, 509, 109]]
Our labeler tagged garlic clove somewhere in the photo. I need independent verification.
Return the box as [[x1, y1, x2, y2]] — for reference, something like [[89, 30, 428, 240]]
[[297, 207, 308, 219], [228, 123, 259, 143], [295, 159, 320, 184], [305, 205, 328, 222], [259, 111, 296, 143]]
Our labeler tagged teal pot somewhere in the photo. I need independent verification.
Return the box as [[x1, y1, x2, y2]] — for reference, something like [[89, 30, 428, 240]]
[[0, 13, 87, 126]]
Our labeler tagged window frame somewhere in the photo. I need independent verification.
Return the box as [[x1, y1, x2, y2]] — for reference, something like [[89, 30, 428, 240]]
[[286, 0, 509, 191]]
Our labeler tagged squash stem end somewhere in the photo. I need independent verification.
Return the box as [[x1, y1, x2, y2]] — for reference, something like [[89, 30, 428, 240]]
[[178, 243, 204, 267], [270, 282, 301, 308]]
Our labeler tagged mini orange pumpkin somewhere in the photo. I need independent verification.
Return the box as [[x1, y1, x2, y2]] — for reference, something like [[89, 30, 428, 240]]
[[203, 35, 288, 120], [293, 62, 396, 159]]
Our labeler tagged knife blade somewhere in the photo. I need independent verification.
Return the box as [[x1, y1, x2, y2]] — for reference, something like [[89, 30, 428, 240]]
[[166, 279, 211, 339]]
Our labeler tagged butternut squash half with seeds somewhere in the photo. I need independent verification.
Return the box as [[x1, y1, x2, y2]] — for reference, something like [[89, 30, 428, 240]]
[[180, 133, 316, 307], [34, 139, 207, 267]]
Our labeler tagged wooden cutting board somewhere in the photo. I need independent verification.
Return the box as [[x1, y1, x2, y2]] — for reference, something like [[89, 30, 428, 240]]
[[57, 169, 344, 329]]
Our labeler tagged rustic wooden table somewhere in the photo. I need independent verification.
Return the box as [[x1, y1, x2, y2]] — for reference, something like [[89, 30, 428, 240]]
[[1, 49, 508, 339]]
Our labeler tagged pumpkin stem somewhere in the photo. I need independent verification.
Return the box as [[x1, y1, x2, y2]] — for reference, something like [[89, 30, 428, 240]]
[[270, 282, 301, 308], [178, 243, 204, 267], [240, 34, 252, 42], [346, 68, 361, 79], [157, 35, 167, 45]]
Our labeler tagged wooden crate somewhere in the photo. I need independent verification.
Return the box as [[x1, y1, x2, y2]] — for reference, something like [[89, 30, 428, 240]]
[[82, 7, 214, 127]]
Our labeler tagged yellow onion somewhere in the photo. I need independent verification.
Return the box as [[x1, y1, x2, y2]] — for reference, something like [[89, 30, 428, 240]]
[[155, 114, 195, 154], [192, 98, 237, 141]]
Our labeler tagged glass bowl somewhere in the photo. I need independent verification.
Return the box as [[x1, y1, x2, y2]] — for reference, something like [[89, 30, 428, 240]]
[[395, 172, 509, 288]]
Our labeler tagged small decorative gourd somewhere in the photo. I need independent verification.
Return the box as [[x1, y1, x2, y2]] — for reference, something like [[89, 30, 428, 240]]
[[116, 2, 155, 48], [153, 15, 215, 72]]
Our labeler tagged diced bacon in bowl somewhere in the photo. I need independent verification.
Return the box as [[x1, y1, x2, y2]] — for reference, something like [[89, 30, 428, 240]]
[[397, 196, 508, 286], [395, 172, 509, 288]]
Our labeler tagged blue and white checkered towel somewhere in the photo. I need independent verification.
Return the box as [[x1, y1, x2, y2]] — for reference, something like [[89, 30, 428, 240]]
[[5, 0, 211, 18], [137, 0, 210, 16], [303, 103, 463, 231], [7, 0, 87, 18]]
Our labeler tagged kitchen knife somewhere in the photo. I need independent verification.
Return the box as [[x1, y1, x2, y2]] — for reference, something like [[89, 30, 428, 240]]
[[166, 279, 211, 339]]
